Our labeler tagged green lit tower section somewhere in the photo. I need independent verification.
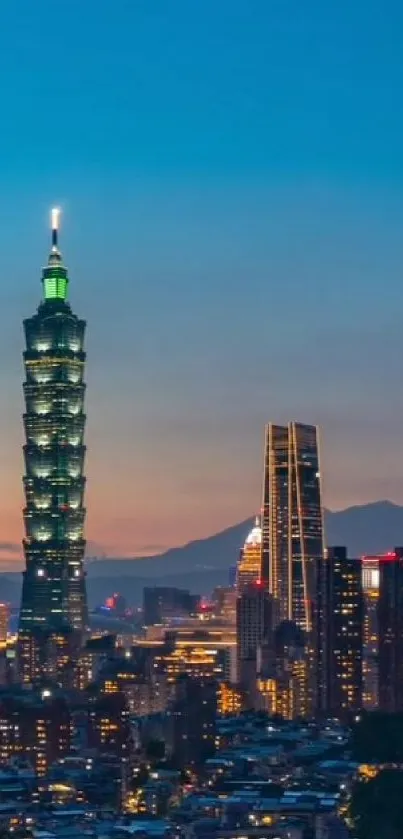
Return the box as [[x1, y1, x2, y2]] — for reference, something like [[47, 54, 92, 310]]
[[18, 210, 88, 683]]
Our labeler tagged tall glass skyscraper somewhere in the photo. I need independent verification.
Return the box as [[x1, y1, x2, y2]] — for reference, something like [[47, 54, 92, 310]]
[[18, 211, 87, 683], [261, 422, 324, 633]]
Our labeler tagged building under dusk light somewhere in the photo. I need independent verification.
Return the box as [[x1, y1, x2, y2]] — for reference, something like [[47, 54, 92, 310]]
[[378, 548, 403, 713], [18, 211, 88, 683], [236, 515, 262, 593], [261, 422, 324, 633], [236, 582, 273, 697], [260, 423, 324, 718], [362, 553, 381, 709], [317, 547, 363, 717], [0, 604, 9, 644]]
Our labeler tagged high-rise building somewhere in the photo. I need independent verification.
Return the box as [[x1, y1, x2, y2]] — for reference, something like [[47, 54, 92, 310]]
[[88, 690, 134, 806], [236, 516, 262, 593], [0, 688, 71, 776], [261, 423, 325, 633], [273, 620, 309, 720], [0, 604, 9, 644], [236, 583, 273, 700], [18, 210, 88, 683], [167, 674, 217, 767], [361, 554, 382, 709], [316, 547, 363, 717], [261, 423, 324, 717], [378, 548, 403, 713]]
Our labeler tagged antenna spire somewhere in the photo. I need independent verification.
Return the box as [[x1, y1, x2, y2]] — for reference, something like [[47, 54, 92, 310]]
[[51, 207, 61, 248]]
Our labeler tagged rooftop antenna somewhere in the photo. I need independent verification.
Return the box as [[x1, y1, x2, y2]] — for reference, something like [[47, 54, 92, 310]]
[[51, 207, 61, 248]]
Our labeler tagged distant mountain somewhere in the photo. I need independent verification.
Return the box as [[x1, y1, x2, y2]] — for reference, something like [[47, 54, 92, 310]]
[[2, 501, 403, 607], [87, 518, 251, 579], [324, 500, 403, 556]]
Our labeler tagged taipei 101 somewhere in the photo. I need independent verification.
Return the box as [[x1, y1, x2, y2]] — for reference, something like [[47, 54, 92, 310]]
[[0, 2, 401, 835]]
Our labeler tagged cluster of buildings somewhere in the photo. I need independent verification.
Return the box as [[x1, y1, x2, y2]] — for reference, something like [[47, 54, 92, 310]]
[[0, 213, 395, 837], [234, 427, 403, 719]]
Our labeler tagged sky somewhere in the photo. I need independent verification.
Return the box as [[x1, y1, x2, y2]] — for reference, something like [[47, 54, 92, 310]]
[[0, 0, 403, 561]]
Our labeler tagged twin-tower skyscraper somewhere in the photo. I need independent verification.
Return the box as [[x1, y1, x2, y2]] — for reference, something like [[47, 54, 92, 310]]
[[18, 211, 87, 682]]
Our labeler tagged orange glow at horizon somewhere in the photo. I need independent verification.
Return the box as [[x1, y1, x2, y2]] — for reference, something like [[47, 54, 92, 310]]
[[0, 392, 402, 564]]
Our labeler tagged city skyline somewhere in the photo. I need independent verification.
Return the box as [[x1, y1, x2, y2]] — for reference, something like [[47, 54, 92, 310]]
[[0, 2, 403, 559]]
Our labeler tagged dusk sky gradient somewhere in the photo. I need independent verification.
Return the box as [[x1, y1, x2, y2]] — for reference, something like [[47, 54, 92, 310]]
[[0, 0, 403, 561]]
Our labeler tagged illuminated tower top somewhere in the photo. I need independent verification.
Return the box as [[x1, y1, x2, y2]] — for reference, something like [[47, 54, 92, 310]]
[[244, 516, 262, 548], [236, 515, 262, 594], [42, 208, 69, 302]]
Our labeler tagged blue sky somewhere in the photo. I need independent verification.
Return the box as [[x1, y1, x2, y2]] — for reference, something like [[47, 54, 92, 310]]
[[0, 0, 402, 557]]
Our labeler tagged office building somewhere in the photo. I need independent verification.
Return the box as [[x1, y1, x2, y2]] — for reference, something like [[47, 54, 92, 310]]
[[274, 620, 309, 719], [76, 634, 116, 691], [212, 586, 237, 623], [317, 546, 363, 717], [362, 554, 381, 709], [88, 690, 134, 806], [167, 674, 217, 767], [143, 587, 199, 626], [236, 516, 262, 593], [378, 548, 403, 712], [18, 211, 88, 682], [0, 604, 9, 644], [260, 422, 324, 716], [217, 681, 243, 715], [154, 643, 226, 686], [261, 422, 324, 633], [98, 655, 169, 716], [0, 688, 71, 776], [236, 583, 273, 699], [143, 618, 237, 683]]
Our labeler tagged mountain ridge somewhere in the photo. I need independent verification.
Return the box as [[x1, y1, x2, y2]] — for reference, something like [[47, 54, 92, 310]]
[[87, 499, 403, 575], [2, 500, 403, 607]]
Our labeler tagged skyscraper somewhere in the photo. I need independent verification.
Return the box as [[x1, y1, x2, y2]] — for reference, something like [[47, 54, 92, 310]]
[[316, 547, 363, 717], [378, 548, 403, 713], [18, 210, 87, 683], [236, 516, 262, 594], [168, 674, 217, 767], [261, 422, 324, 633], [236, 583, 273, 700], [361, 554, 381, 709], [0, 604, 9, 644]]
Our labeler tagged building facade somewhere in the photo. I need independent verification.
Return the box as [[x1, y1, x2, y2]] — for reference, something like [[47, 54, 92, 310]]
[[236, 516, 262, 594], [167, 674, 217, 767], [0, 688, 71, 776], [260, 422, 324, 716], [316, 547, 363, 717], [143, 587, 199, 626], [378, 548, 403, 713], [361, 554, 381, 709], [0, 604, 9, 644], [261, 422, 324, 633], [88, 690, 134, 807], [18, 211, 87, 682], [212, 586, 237, 623], [236, 583, 273, 700]]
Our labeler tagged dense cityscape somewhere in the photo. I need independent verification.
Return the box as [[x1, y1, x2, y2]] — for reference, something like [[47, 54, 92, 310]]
[[0, 214, 400, 839]]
